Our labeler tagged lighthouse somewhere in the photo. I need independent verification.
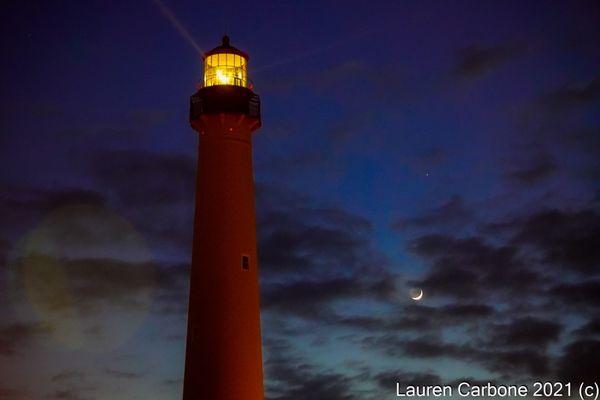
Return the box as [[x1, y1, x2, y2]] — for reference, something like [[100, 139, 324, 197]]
[[183, 36, 264, 400]]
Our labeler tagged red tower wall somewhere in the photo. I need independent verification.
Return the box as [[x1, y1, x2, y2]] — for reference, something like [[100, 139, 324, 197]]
[[183, 113, 263, 400]]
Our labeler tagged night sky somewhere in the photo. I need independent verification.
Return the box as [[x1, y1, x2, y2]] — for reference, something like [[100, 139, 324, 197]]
[[1, 1, 600, 399]]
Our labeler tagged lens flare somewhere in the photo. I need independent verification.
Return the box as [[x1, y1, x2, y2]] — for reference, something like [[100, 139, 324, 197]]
[[9, 205, 156, 353]]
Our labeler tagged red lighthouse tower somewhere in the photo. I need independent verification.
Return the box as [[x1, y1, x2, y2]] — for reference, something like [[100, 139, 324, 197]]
[[183, 36, 264, 400]]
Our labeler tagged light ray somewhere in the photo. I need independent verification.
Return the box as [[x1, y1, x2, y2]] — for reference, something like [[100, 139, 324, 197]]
[[153, 0, 204, 55]]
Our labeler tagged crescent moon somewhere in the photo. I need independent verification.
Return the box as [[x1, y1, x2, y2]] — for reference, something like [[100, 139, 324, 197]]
[[410, 288, 423, 301]]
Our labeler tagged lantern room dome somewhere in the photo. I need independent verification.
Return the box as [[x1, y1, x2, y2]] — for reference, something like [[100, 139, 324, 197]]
[[205, 35, 249, 59], [203, 36, 249, 88]]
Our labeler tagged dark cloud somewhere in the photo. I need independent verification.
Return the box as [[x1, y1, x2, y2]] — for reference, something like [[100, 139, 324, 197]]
[[573, 318, 600, 337], [410, 234, 537, 300], [0, 187, 105, 213], [12, 255, 157, 313], [439, 303, 494, 319], [488, 208, 600, 275], [481, 349, 551, 378], [393, 196, 599, 381], [445, 377, 499, 387], [259, 223, 371, 275], [504, 153, 558, 185], [375, 369, 441, 391], [46, 372, 96, 400], [394, 195, 473, 230], [540, 73, 600, 111], [0, 321, 53, 356], [264, 345, 358, 400], [0, 388, 28, 400], [151, 263, 190, 316], [268, 370, 356, 400], [564, 127, 600, 156], [254, 184, 406, 339], [0, 186, 106, 236], [365, 336, 552, 378], [513, 73, 600, 192], [256, 183, 311, 212], [512, 209, 600, 275], [86, 150, 196, 253], [103, 368, 144, 379], [162, 378, 182, 387], [45, 389, 94, 400], [338, 303, 494, 333], [453, 44, 522, 79], [0, 237, 10, 267], [51, 371, 86, 382], [257, 184, 380, 278], [487, 317, 562, 349], [549, 280, 600, 310], [403, 203, 598, 381], [16, 254, 189, 319], [336, 314, 431, 332], [262, 275, 395, 320], [556, 339, 600, 384], [90, 150, 195, 207], [395, 337, 463, 359]]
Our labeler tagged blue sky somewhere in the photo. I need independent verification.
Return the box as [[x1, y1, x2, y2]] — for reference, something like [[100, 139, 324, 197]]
[[1, 1, 599, 399]]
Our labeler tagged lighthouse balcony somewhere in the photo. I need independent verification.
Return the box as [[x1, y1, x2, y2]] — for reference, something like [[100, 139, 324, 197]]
[[190, 85, 261, 122]]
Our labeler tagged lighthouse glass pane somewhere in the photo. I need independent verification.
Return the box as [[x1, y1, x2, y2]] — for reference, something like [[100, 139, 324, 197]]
[[204, 53, 247, 88]]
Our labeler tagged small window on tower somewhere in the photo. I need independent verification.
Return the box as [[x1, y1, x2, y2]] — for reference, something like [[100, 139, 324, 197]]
[[241, 255, 250, 271]]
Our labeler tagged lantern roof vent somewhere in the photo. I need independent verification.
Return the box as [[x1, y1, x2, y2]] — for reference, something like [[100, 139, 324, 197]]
[[204, 35, 249, 59]]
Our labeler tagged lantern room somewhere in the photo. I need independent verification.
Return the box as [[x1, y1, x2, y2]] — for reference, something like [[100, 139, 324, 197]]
[[203, 36, 248, 88]]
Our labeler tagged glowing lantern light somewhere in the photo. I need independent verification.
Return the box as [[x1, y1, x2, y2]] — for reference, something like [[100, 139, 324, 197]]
[[204, 35, 248, 88]]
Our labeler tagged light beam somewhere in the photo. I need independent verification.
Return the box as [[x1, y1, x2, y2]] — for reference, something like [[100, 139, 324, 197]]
[[153, 0, 204, 55]]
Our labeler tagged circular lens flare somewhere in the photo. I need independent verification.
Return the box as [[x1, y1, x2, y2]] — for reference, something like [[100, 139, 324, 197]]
[[10, 205, 156, 353]]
